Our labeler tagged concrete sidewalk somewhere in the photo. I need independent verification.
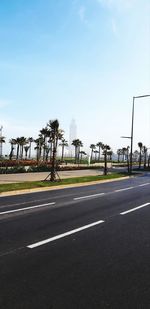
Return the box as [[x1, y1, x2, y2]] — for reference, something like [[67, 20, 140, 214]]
[[0, 169, 103, 184]]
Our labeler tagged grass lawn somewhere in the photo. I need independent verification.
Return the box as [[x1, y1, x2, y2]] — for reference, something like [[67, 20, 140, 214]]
[[0, 173, 129, 193]]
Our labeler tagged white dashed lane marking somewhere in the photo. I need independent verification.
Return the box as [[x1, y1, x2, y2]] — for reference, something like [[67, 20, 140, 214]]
[[120, 202, 150, 215], [27, 220, 105, 249], [74, 193, 105, 201], [0, 202, 55, 215]]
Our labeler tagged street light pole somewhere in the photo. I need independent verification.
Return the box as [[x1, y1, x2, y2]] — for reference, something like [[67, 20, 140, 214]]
[[130, 96, 135, 173], [130, 94, 150, 174]]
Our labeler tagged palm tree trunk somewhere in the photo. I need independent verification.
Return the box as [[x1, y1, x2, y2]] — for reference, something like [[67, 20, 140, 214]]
[[144, 151, 147, 168], [139, 150, 141, 168], [29, 142, 31, 159], [50, 146, 56, 181], [90, 150, 93, 161], [77, 146, 80, 163], [98, 147, 100, 161], [104, 151, 107, 175], [75, 147, 77, 164], [16, 144, 19, 160], [25, 150, 28, 160], [61, 145, 64, 161]]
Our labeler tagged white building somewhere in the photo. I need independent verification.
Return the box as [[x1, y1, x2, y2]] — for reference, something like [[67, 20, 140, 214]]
[[69, 119, 77, 157]]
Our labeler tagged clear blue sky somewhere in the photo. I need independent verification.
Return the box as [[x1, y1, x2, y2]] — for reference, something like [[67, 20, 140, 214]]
[[0, 0, 150, 154]]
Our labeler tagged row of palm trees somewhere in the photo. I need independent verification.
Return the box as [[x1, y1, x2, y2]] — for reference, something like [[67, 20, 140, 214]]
[[0, 122, 149, 171], [137, 142, 149, 169], [117, 147, 130, 162], [89, 142, 112, 161], [9, 137, 33, 160], [8, 121, 65, 163], [0, 132, 111, 164], [116, 143, 150, 169]]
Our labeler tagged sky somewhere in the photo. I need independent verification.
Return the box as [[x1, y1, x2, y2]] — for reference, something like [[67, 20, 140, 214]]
[[0, 0, 150, 155]]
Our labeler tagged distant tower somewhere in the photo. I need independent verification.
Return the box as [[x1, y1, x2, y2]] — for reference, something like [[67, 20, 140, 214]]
[[69, 119, 77, 156], [0, 126, 3, 157]]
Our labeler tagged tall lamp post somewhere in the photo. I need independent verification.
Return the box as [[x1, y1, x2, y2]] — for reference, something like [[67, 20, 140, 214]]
[[130, 95, 150, 174]]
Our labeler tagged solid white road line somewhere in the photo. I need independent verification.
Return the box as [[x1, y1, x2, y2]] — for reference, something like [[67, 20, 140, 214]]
[[120, 202, 150, 215], [115, 187, 134, 193], [74, 193, 105, 201], [138, 183, 150, 187], [27, 219, 105, 249], [0, 202, 55, 215]]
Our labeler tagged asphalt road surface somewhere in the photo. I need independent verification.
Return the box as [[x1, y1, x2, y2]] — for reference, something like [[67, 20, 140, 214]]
[[1, 173, 150, 308]]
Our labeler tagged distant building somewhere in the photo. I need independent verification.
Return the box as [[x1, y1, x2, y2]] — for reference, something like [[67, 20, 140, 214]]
[[69, 119, 77, 157]]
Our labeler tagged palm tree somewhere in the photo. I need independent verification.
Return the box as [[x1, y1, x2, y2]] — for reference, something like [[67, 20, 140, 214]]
[[148, 154, 150, 168], [59, 138, 68, 161], [117, 149, 122, 163], [47, 119, 63, 181], [138, 142, 143, 169], [34, 135, 44, 162], [96, 142, 103, 161], [9, 138, 16, 160], [77, 140, 83, 163], [24, 145, 30, 160], [45, 145, 50, 162], [102, 144, 111, 175], [40, 127, 50, 161], [79, 150, 87, 162], [72, 139, 83, 164], [133, 150, 139, 162], [126, 146, 130, 162], [28, 137, 34, 159], [14, 137, 27, 160], [122, 147, 127, 162], [107, 150, 113, 161], [15, 137, 22, 160], [143, 146, 147, 169], [90, 144, 96, 161], [0, 136, 5, 157], [19, 137, 28, 159], [94, 150, 99, 161]]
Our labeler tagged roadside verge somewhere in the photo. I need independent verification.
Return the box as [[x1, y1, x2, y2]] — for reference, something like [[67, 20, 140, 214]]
[[0, 173, 133, 197]]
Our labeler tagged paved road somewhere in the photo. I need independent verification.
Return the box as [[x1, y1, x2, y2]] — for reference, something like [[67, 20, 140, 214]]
[[1, 174, 150, 308]]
